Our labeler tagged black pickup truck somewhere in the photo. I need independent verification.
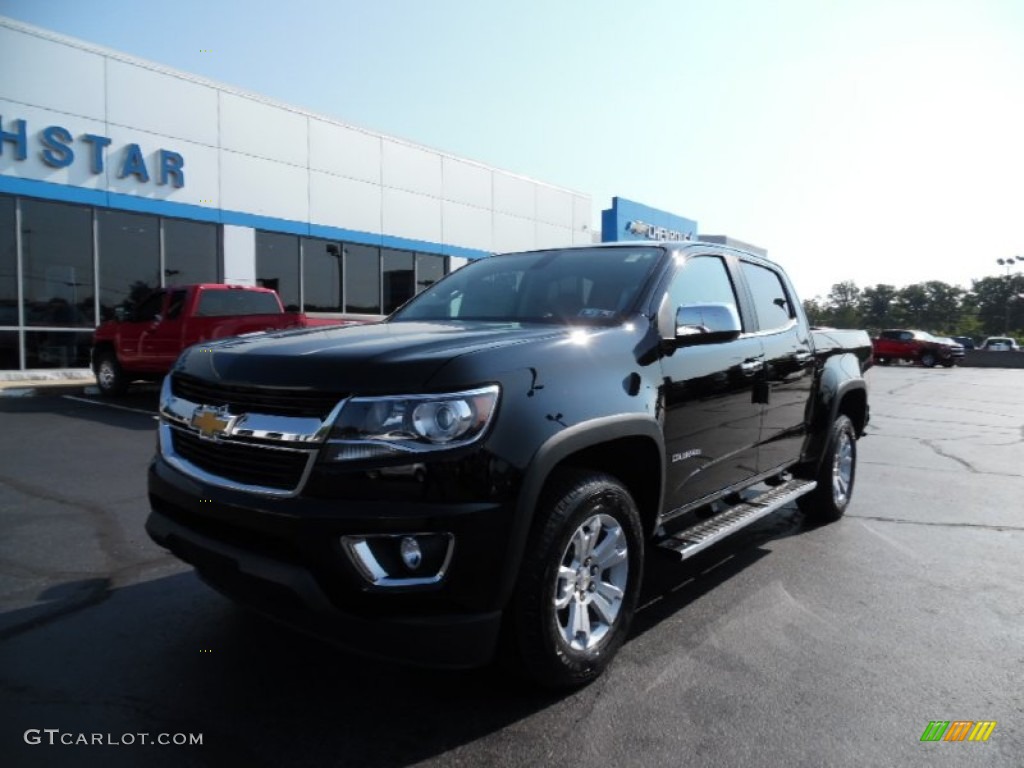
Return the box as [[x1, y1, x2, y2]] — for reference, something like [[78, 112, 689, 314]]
[[146, 242, 871, 688]]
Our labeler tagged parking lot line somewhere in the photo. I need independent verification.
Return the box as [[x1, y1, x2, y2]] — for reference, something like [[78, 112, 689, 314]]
[[62, 395, 158, 418]]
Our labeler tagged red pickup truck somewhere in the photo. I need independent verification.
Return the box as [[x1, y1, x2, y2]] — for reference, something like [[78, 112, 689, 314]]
[[871, 329, 956, 368], [91, 284, 356, 395]]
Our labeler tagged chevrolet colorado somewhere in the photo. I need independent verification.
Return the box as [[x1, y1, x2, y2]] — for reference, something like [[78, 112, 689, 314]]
[[146, 242, 871, 687]]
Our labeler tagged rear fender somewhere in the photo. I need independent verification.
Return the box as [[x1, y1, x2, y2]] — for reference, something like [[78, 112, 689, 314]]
[[800, 353, 868, 472]]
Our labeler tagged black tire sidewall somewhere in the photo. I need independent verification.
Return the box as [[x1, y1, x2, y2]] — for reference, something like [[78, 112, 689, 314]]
[[512, 471, 644, 688]]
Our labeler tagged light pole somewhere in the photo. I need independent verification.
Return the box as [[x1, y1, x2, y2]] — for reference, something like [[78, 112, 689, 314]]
[[995, 256, 1024, 334]]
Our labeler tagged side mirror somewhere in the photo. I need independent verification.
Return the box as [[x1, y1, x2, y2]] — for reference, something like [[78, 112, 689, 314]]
[[114, 306, 129, 322], [675, 303, 742, 345]]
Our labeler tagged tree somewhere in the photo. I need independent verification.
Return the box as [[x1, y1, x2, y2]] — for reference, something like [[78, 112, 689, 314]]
[[825, 281, 862, 328], [858, 284, 897, 331], [969, 274, 1024, 336]]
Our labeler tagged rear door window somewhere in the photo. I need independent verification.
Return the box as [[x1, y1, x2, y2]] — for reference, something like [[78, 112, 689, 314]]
[[196, 290, 282, 317], [740, 262, 794, 332]]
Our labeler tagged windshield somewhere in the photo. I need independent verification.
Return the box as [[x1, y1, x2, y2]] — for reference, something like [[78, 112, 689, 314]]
[[391, 247, 663, 324]]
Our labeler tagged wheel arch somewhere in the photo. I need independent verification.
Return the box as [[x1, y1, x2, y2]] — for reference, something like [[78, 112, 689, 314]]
[[496, 416, 664, 604], [800, 373, 868, 476], [91, 340, 116, 372]]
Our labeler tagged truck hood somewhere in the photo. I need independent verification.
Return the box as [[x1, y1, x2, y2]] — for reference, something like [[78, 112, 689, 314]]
[[172, 321, 573, 392]]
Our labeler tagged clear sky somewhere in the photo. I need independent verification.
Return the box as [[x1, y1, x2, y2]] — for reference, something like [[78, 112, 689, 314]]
[[2, 0, 1023, 299]]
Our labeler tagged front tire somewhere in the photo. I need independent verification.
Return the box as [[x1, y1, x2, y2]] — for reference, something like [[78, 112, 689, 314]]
[[509, 470, 644, 689], [797, 415, 857, 524], [94, 351, 128, 396], [920, 351, 937, 368]]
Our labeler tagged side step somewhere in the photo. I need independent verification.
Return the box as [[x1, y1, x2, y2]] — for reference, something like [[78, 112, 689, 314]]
[[657, 479, 817, 560]]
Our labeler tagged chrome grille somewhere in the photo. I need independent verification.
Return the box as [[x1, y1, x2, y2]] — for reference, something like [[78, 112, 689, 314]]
[[169, 427, 314, 492]]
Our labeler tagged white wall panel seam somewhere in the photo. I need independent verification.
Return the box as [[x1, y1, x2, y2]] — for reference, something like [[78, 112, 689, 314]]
[[0, 98, 111, 133]]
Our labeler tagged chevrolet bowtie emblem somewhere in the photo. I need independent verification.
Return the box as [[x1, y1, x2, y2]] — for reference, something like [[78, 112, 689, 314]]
[[190, 406, 237, 440]]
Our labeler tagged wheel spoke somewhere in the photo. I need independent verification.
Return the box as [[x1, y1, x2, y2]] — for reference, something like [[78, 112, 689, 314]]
[[554, 566, 575, 609], [592, 585, 623, 625], [567, 598, 591, 646], [592, 526, 626, 570], [580, 517, 601, 561]]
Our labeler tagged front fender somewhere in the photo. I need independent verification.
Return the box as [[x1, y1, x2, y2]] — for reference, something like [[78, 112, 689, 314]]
[[493, 414, 665, 604]]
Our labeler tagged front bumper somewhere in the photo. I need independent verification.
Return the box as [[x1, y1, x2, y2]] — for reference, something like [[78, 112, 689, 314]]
[[146, 455, 515, 668]]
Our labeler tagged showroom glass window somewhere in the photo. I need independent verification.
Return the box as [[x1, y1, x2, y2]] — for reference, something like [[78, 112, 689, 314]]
[[0, 195, 16, 367], [20, 199, 94, 327], [256, 232, 300, 310], [302, 237, 343, 313], [164, 218, 220, 286], [98, 210, 160, 321], [382, 249, 414, 314], [415, 253, 446, 295], [345, 244, 381, 314]]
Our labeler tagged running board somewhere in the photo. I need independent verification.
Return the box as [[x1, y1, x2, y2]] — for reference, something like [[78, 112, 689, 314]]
[[657, 479, 817, 560]]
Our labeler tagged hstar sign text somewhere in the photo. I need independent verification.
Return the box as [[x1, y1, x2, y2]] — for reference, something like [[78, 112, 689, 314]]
[[0, 116, 185, 188]]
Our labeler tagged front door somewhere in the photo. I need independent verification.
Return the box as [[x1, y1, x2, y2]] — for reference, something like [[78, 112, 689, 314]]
[[659, 254, 764, 513]]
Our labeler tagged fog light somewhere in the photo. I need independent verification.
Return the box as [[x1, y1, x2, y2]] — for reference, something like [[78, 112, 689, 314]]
[[341, 532, 454, 587], [400, 536, 422, 570]]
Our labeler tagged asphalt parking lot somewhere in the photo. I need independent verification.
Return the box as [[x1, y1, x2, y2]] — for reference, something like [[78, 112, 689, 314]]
[[1, 367, 1022, 767]]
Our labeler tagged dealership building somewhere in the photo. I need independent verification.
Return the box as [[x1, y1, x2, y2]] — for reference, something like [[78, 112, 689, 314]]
[[0, 17, 720, 374]]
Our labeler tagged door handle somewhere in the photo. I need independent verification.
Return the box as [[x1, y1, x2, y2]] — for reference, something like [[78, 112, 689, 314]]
[[740, 358, 764, 374], [794, 351, 813, 363]]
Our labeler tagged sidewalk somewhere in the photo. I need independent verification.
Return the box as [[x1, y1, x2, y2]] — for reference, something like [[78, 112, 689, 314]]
[[0, 369, 97, 396]]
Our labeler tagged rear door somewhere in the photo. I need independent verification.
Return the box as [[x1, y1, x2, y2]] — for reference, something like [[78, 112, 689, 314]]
[[740, 260, 815, 474], [659, 252, 765, 511]]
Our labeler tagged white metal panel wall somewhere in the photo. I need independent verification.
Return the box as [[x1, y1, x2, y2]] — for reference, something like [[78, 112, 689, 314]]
[[0, 20, 594, 259], [309, 119, 381, 184], [442, 157, 492, 209], [220, 93, 308, 167], [222, 224, 256, 285], [220, 151, 308, 221], [0, 99, 108, 190], [0, 26, 105, 120], [493, 173, 535, 219], [382, 140, 442, 198], [442, 200, 492, 252], [572, 194, 592, 244], [106, 60, 219, 147], [493, 212, 535, 253], [383, 188, 441, 243], [536, 184, 573, 228], [535, 222, 574, 250], [310, 171, 382, 234]]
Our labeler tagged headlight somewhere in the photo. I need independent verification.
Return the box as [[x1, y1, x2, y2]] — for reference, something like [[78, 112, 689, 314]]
[[323, 385, 500, 461]]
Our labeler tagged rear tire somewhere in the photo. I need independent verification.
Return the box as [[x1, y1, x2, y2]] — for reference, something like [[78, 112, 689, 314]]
[[920, 351, 936, 368], [94, 351, 128, 396], [508, 469, 644, 689], [797, 415, 857, 524]]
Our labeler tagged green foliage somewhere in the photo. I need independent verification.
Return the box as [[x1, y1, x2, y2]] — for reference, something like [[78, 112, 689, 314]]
[[806, 272, 1023, 341]]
